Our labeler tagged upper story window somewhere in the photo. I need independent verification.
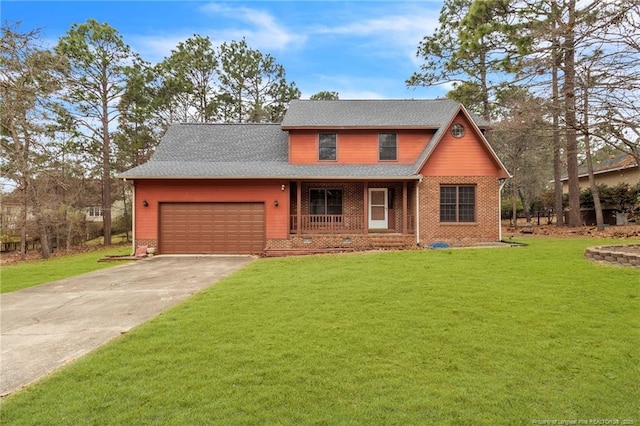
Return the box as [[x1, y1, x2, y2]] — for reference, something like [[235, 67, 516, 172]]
[[379, 133, 397, 161], [451, 123, 465, 138], [88, 206, 103, 217], [319, 133, 337, 161]]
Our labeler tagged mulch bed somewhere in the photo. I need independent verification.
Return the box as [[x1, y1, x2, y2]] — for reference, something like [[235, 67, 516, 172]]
[[503, 223, 640, 239]]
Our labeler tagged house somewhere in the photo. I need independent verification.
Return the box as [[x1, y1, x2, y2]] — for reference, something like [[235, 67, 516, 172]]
[[84, 199, 127, 223], [119, 99, 510, 255], [560, 152, 639, 192], [560, 153, 639, 226], [0, 192, 27, 236]]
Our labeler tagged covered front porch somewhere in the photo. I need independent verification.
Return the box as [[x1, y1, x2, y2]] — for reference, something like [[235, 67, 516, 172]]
[[287, 180, 417, 236]]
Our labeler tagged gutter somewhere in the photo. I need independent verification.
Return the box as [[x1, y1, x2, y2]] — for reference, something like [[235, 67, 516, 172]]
[[416, 175, 422, 247], [116, 175, 423, 181], [498, 178, 508, 241]]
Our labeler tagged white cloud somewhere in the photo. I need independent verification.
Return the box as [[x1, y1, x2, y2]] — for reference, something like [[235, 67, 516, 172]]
[[309, 4, 439, 66], [129, 2, 308, 64], [128, 34, 193, 64], [198, 2, 306, 51]]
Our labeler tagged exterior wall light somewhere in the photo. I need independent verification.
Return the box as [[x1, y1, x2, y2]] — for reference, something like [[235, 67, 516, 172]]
[[281, 184, 286, 191], [142, 200, 149, 207], [274, 200, 279, 207]]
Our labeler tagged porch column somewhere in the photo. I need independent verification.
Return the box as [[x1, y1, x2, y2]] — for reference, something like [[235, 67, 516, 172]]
[[402, 181, 408, 234], [363, 181, 368, 235], [296, 180, 302, 235]]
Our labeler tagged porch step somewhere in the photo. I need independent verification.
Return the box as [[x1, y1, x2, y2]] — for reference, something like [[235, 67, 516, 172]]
[[263, 247, 355, 257], [369, 235, 412, 250]]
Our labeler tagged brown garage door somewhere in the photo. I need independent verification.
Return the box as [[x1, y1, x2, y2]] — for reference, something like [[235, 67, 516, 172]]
[[159, 203, 265, 254]]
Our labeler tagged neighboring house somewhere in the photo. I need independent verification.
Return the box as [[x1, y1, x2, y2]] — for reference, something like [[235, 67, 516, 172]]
[[0, 194, 27, 236], [560, 153, 639, 192], [119, 99, 510, 255], [1, 191, 125, 234], [84, 200, 126, 223]]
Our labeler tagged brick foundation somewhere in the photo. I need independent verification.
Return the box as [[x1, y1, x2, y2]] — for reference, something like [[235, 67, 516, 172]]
[[267, 234, 416, 251], [135, 239, 157, 253]]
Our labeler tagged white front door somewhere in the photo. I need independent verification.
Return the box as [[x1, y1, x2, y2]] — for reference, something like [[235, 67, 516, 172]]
[[368, 188, 388, 229]]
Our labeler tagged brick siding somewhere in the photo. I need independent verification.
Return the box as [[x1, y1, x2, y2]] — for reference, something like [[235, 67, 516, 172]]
[[266, 234, 416, 251], [135, 239, 158, 252], [417, 176, 500, 246]]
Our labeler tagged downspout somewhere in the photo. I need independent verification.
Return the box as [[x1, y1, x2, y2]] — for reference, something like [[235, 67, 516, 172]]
[[416, 176, 422, 246], [498, 178, 508, 241], [128, 179, 136, 255]]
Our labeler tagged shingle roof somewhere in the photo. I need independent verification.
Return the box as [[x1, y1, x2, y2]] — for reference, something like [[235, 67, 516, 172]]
[[119, 160, 417, 179], [119, 99, 503, 180], [281, 99, 490, 129], [150, 123, 288, 162], [559, 152, 639, 181], [581, 153, 638, 176], [118, 122, 418, 180]]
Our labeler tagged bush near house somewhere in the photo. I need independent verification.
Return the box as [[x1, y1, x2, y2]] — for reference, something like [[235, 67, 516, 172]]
[[580, 182, 640, 210]]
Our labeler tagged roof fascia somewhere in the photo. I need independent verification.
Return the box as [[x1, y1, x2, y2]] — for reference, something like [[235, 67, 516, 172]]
[[559, 163, 640, 181], [281, 125, 441, 131], [119, 175, 422, 181]]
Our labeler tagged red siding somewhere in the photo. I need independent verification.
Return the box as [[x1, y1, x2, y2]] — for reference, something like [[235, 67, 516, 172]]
[[421, 115, 505, 177], [289, 129, 433, 164], [134, 180, 289, 241]]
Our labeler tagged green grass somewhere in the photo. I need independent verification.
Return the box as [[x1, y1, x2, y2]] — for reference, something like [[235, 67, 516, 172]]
[[1, 238, 639, 425], [0, 244, 132, 293]]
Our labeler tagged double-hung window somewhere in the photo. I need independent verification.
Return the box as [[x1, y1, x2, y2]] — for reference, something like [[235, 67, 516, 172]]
[[379, 133, 397, 161], [319, 133, 337, 161], [440, 186, 476, 222], [310, 189, 343, 215], [88, 206, 103, 217]]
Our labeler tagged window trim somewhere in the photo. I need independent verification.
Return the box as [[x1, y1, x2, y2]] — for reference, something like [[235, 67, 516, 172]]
[[439, 185, 476, 223], [88, 206, 103, 217], [309, 188, 343, 215], [378, 132, 397, 161], [451, 123, 465, 138], [318, 133, 337, 161]]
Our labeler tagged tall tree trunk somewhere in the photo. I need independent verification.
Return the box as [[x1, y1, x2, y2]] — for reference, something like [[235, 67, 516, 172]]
[[563, 0, 581, 227], [551, 2, 564, 227], [29, 186, 51, 259], [479, 47, 493, 144], [39, 221, 51, 259], [511, 177, 518, 229], [102, 75, 112, 246], [66, 207, 73, 250], [19, 186, 28, 259], [582, 70, 604, 231]]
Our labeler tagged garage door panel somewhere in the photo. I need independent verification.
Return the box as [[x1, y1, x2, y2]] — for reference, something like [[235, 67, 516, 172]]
[[159, 202, 265, 254]]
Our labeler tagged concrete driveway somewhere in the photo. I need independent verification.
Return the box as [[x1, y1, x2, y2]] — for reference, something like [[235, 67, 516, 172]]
[[0, 255, 254, 396]]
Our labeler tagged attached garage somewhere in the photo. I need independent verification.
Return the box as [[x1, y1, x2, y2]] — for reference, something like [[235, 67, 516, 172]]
[[159, 202, 265, 254]]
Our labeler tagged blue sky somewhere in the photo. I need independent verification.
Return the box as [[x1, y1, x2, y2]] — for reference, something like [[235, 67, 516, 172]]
[[2, 0, 448, 99]]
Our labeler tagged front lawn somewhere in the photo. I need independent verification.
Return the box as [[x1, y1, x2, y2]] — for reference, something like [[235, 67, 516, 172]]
[[1, 238, 638, 424], [0, 245, 132, 293]]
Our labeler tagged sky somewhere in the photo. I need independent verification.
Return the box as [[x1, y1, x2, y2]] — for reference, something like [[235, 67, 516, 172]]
[[2, 0, 448, 99]]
